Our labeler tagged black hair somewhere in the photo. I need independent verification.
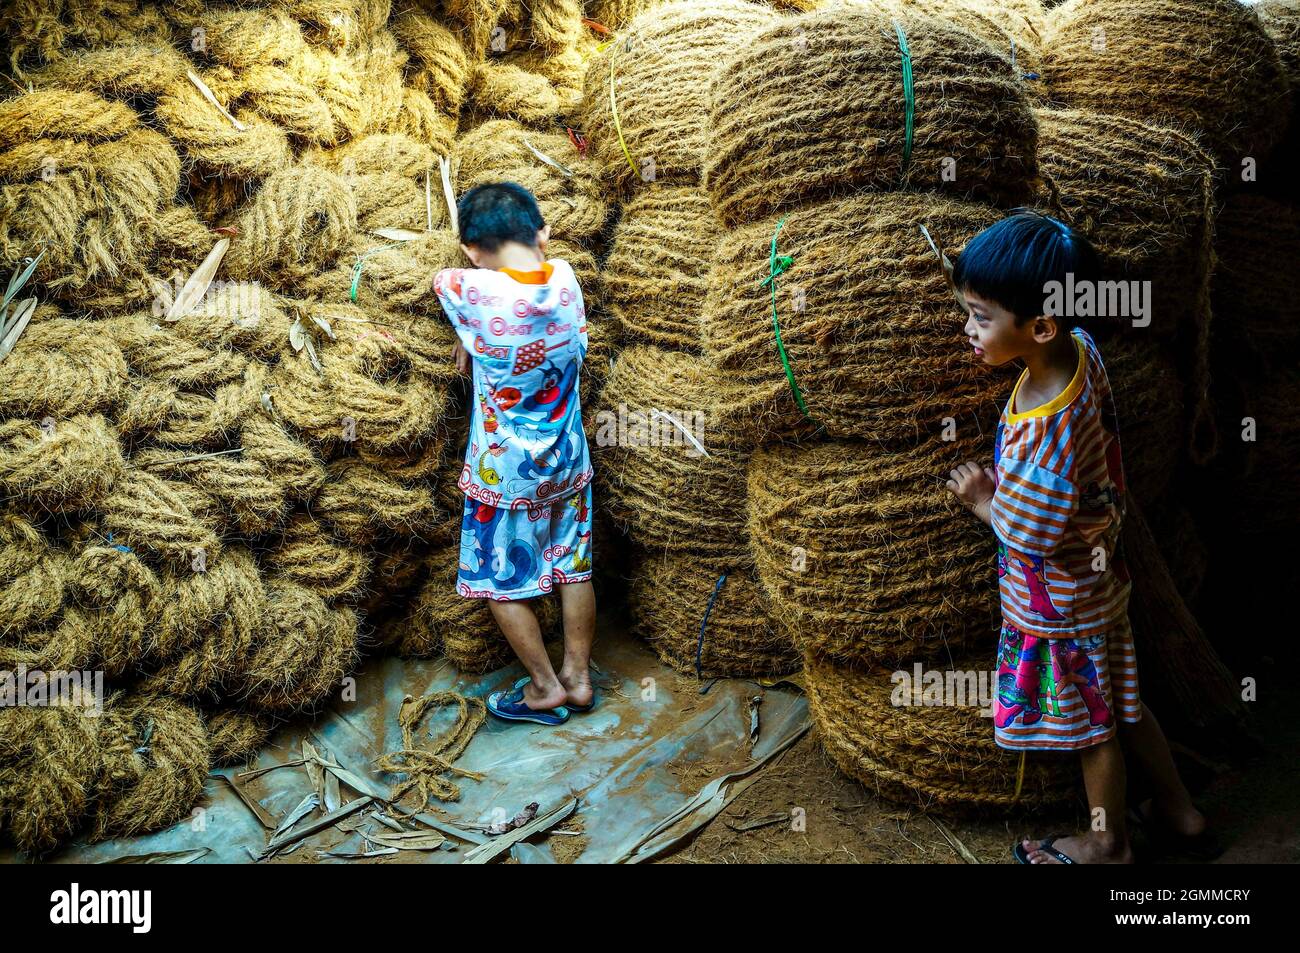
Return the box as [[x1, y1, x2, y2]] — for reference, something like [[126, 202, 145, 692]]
[[456, 181, 545, 253], [951, 209, 1102, 330]]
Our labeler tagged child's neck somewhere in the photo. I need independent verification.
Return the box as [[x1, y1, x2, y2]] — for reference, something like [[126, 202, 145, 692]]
[[1018, 332, 1078, 407], [495, 242, 545, 273]]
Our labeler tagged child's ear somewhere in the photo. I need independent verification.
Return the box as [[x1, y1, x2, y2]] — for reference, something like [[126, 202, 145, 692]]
[[460, 242, 478, 266], [1031, 315, 1059, 343], [538, 223, 550, 251]]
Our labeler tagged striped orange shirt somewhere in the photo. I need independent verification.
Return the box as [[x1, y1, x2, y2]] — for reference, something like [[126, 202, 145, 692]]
[[991, 328, 1131, 638]]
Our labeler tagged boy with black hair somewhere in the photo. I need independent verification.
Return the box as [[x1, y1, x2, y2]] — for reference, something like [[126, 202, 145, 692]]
[[945, 211, 1213, 864], [433, 181, 596, 726]]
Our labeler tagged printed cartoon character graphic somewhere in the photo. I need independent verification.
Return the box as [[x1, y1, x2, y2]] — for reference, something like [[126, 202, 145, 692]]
[[479, 392, 499, 434], [460, 499, 538, 590], [994, 628, 1114, 730], [1081, 480, 1118, 511], [998, 540, 1066, 622], [522, 359, 578, 423]]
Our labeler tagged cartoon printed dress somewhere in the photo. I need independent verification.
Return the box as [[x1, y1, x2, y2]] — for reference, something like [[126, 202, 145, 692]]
[[433, 259, 595, 600]]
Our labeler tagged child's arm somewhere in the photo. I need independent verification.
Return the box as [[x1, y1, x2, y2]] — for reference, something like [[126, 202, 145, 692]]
[[433, 267, 475, 375]]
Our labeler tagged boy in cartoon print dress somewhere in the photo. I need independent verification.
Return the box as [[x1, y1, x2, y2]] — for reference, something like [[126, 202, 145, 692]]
[[433, 182, 596, 726]]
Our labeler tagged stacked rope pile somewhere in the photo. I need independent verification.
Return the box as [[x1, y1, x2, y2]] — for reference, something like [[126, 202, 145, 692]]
[[1039, 0, 1292, 173], [694, 3, 1063, 811], [0, 1, 618, 855], [580, 0, 802, 678]]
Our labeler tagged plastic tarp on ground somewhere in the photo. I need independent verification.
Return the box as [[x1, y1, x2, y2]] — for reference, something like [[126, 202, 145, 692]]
[[9, 624, 808, 864]]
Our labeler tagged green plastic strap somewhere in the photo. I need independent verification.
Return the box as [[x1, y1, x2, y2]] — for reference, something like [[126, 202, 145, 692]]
[[759, 216, 813, 421], [349, 243, 404, 302], [894, 20, 915, 176]]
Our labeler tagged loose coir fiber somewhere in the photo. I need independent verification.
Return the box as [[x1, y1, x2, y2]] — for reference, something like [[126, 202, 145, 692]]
[[704, 4, 1039, 228], [702, 191, 1013, 445], [804, 652, 1077, 813], [1040, 0, 1292, 170], [629, 548, 800, 679], [579, 0, 780, 193], [206, 709, 279, 767], [602, 184, 716, 352], [748, 433, 998, 670]]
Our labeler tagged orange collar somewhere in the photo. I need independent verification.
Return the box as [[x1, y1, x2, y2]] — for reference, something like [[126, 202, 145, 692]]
[[499, 261, 554, 285]]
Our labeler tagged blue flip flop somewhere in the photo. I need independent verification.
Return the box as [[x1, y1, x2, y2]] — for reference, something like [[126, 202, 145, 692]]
[[487, 689, 570, 725], [512, 676, 595, 713]]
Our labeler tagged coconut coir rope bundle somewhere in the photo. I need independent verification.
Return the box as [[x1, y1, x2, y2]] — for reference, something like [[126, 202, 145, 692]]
[[234, 578, 361, 712], [748, 433, 998, 670], [314, 458, 440, 545], [0, 415, 124, 513], [262, 513, 372, 603], [804, 652, 1076, 812], [1212, 195, 1300, 355], [0, 312, 126, 419], [579, 0, 780, 194], [1032, 107, 1218, 341], [706, 5, 1039, 227], [602, 185, 715, 352], [596, 349, 753, 555], [0, 703, 103, 855], [391, 6, 473, 115], [594, 344, 777, 455], [206, 709, 279, 767], [1040, 0, 1292, 171], [92, 693, 210, 841], [628, 547, 800, 678], [702, 191, 1013, 445], [1096, 333, 1186, 505]]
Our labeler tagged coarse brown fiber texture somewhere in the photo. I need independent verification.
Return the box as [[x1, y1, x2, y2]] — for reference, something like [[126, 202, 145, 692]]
[[628, 548, 801, 678], [1040, 0, 1292, 170], [579, 0, 780, 194], [702, 191, 1013, 445], [602, 184, 715, 352], [705, 4, 1039, 227], [748, 432, 999, 670], [804, 652, 1077, 813]]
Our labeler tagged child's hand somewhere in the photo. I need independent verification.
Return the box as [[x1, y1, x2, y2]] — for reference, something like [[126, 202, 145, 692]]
[[452, 340, 471, 375], [946, 461, 996, 524]]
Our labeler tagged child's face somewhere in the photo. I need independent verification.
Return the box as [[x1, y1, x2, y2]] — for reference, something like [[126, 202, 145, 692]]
[[962, 290, 1060, 366]]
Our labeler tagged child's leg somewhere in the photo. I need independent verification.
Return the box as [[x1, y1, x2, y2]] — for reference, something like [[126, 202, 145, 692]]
[[556, 580, 596, 707], [1119, 703, 1206, 836], [1023, 736, 1132, 864], [487, 599, 567, 710]]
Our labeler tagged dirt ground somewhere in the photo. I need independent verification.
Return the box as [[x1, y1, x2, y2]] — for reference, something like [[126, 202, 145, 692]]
[[656, 684, 1300, 865]]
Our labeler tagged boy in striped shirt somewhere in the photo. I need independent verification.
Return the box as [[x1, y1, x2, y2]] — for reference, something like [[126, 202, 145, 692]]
[[945, 212, 1210, 864]]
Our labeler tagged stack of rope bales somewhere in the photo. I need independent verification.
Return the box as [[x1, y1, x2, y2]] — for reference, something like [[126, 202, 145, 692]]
[[581, 0, 802, 679], [1040, 0, 1292, 174], [0, 0, 616, 855], [702, 2, 1076, 811]]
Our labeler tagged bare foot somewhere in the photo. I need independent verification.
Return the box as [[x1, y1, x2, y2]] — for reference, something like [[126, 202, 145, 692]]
[[1022, 833, 1133, 864], [521, 677, 567, 711], [557, 666, 593, 708], [1140, 797, 1207, 838]]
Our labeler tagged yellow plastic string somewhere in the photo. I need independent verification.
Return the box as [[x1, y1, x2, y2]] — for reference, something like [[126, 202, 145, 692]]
[[607, 36, 639, 180]]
